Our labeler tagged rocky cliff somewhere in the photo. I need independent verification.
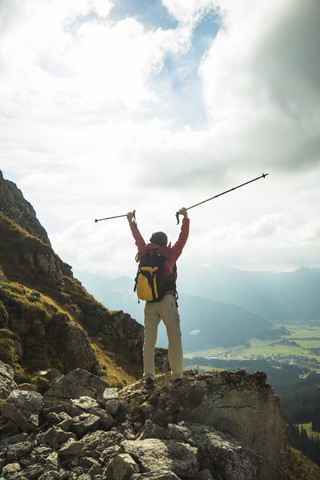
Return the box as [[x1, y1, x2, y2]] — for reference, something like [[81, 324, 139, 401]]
[[0, 171, 50, 246], [0, 364, 298, 480], [0, 172, 144, 388]]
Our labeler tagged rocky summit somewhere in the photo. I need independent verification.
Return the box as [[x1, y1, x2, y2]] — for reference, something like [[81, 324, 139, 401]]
[[0, 171, 50, 246], [0, 363, 291, 480]]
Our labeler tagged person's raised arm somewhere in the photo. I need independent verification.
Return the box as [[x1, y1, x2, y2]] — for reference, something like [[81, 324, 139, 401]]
[[170, 207, 190, 262], [127, 211, 146, 249]]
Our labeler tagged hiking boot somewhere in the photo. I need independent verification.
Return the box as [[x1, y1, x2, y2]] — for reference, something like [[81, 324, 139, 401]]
[[145, 377, 155, 389], [173, 377, 183, 386]]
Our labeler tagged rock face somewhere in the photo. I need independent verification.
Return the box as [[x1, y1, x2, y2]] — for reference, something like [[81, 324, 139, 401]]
[[1, 390, 43, 432], [121, 370, 290, 480], [0, 287, 100, 376], [0, 368, 291, 480], [0, 362, 17, 400], [0, 170, 50, 245], [43, 369, 110, 403], [0, 171, 144, 381]]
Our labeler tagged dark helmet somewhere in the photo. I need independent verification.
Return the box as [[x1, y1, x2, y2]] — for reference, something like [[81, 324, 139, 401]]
[[150, 231, 168, 246]]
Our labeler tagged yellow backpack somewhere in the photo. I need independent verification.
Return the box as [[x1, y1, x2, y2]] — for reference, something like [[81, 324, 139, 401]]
[[134, 249, 166, 302]]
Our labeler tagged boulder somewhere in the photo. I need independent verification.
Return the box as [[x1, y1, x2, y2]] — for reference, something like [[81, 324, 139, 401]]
[[1, 390, 43, 431], [43, 368, 109, 403], [181, 421, 262, 480], [106, 453, 140, 479], [121, 438, 199, 478], [131, 473, 181, 480], [0, 369, 296, 480], [0, 361, 17, 400]]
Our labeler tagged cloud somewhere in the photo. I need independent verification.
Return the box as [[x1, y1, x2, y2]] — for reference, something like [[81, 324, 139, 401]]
[[189, 329, 200, 336], [162, 0, 219, 26], [0, 0, 319, 276], [199, 0, 320, 172]]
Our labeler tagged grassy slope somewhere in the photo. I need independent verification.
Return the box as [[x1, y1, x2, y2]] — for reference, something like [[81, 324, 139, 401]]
[[288, 448, 320, 480], [0, 213, 141, 387]]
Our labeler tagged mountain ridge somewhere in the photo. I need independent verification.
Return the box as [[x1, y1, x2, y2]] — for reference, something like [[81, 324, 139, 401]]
[[74, 269, 300, 352], [178, 264, 320, 322], [0, 174, 144, 388], [0, 171, 50, 245]]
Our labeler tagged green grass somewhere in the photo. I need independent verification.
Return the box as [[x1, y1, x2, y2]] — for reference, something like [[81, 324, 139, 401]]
[[295, 423, 320, 440], [288, 448, 320, 480], [0, 212, 143, 386]]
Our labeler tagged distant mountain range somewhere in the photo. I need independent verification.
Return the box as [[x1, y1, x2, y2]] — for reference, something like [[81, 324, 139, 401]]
[[74, 267, 318, 352], [177, 265, 320, 323]]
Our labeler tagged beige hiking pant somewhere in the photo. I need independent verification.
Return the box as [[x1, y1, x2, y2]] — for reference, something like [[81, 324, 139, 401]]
[[143, 294, 183, 380]]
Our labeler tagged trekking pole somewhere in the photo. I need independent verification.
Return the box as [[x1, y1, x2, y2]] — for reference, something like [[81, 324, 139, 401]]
[[176, 173, 269, 224], [94, 210, 136, 223]]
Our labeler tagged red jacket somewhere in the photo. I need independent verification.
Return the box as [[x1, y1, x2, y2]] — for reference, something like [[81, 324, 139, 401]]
[[129, 218, 190, 295]]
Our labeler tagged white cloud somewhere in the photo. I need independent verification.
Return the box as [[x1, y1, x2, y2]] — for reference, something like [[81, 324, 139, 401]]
[[199, 0, 320, 171], [162, 0, 218, 25], [0, 0, 319, 276]]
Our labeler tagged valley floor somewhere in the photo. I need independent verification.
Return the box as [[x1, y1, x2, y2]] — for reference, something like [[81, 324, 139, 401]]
[[184, 321, 320, 372]]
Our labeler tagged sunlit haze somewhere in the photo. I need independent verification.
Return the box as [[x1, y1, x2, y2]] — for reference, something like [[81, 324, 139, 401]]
[[1, 0, 319, 278]]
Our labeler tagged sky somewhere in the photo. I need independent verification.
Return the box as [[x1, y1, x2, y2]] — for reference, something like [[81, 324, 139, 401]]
[[1, 0, 320, 279]]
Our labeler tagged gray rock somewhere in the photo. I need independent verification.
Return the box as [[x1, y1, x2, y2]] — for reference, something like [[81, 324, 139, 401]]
[[70, 396, 100, 414], [58, 438, 84, 456], [184, 370, 289, 480], [16, 463, 47, 479], [184, 421, 262, 480], [70, 413, 101, 437], [121, 438, 199, 478], [121, 370, 290, 480], [44, 369, 109, 402], [131, 473, 181, 480], [0, 369, 293, 480], [79, 455, 101, 471], [69, 395, 117, 429], [0, 361, 17, 400], [138, 419, 167, 440], [195, 470, 214, 480], [18, 383, 37, 392], [6, 439, 35, 460], [106, 453, 140, 479], [62, 324, 100, 372], [100, 444, 122, 464], [38, 472, 62, 480], [167, 423, 191, 442], [43, 451, 59, 471], [105, 398, 122, 416], [1, 461, 21, 476], [1, 390, 43, 431], [103, 387, 119, 401], [42, 426, 76, 448], [81, 430, 123, 454]]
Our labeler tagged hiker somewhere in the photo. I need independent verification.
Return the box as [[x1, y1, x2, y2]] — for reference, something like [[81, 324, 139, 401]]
[[127, 208, 189, 388]]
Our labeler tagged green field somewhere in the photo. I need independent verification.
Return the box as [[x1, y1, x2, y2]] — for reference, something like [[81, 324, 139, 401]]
[[297, 423, 320, 440], [184, 322, 320, 372]]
